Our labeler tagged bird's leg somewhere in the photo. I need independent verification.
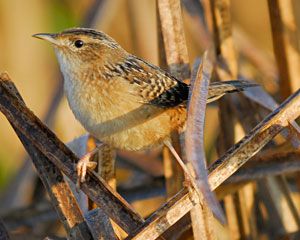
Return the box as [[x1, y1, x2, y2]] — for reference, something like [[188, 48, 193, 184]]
[[164, 141, 193, 183], [164, 141, 200, 195], [76, 147, 98, 188]]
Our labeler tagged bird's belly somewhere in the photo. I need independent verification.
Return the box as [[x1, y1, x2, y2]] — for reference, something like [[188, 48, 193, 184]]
[[98, 107, 187, 150], [101, 120, 169, 150], [68, 97, 171, 150], [71, 99, 186, 150], [90, 109, 175, 151], [64, 78, 186, 151]]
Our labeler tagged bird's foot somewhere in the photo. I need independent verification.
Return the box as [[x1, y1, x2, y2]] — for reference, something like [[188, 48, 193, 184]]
[[76, 149, 98, 189]]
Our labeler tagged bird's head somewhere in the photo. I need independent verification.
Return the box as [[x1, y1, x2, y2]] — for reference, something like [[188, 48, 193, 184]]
[[33, 28, 126, 73]]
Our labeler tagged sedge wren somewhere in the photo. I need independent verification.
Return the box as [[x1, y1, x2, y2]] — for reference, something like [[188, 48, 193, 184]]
[[33, 28, 256, 181]]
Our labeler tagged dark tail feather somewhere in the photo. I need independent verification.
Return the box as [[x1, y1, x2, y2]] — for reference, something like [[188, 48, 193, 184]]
[[207, 80, 258, 103]]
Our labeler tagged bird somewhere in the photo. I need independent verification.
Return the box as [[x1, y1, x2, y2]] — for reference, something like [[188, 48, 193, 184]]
[[33, 28, 257, 182]]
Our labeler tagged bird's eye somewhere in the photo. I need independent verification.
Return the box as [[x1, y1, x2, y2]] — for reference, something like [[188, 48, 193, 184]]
[[74, 40, 84, 48]]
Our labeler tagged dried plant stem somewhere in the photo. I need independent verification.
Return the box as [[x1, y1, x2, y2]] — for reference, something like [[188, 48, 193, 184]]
[[268, 0, 300, 98], [185, 51, 224, 229], [190, 204, 216, 240], [257, 179, 286, 237], [243, 84, 300, 148], [258, 176, 300, 234], [128, 9, 300, 237], [85, 138, 118, 240], [156, 0, 189, 199], [156, 0, 190, 81]]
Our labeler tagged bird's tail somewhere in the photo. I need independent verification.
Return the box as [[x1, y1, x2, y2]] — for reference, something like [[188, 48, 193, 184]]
[[207, 80, 258, 103]]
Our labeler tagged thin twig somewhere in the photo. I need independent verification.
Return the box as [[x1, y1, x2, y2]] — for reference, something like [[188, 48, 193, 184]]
[[275, 176, 300, 228]]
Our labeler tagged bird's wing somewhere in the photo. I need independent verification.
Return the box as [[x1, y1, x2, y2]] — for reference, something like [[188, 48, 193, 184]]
[[120, 55, 190, 108], [109, 55, 257, 108]]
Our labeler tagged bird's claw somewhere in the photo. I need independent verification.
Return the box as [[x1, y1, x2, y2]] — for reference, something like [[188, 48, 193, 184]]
[[76, 154, 97, 189]]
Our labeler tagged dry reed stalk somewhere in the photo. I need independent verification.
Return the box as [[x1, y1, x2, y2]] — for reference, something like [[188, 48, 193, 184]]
[[85, 137, 118, 240], [268, 0, 300, 98], [156, 0, 188, 198]]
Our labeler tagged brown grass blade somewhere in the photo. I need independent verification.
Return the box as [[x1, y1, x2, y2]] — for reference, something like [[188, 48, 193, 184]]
[[204, 0, 240, 235], [185, 51, 225, 224], [208, 0, 238, 79]]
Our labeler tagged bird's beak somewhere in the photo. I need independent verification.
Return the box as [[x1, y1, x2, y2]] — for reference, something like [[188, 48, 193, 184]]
[[32, 33, 60, 46]]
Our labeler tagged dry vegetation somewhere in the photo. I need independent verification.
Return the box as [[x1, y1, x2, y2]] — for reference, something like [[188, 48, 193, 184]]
[[1, 0, 300, 239]]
